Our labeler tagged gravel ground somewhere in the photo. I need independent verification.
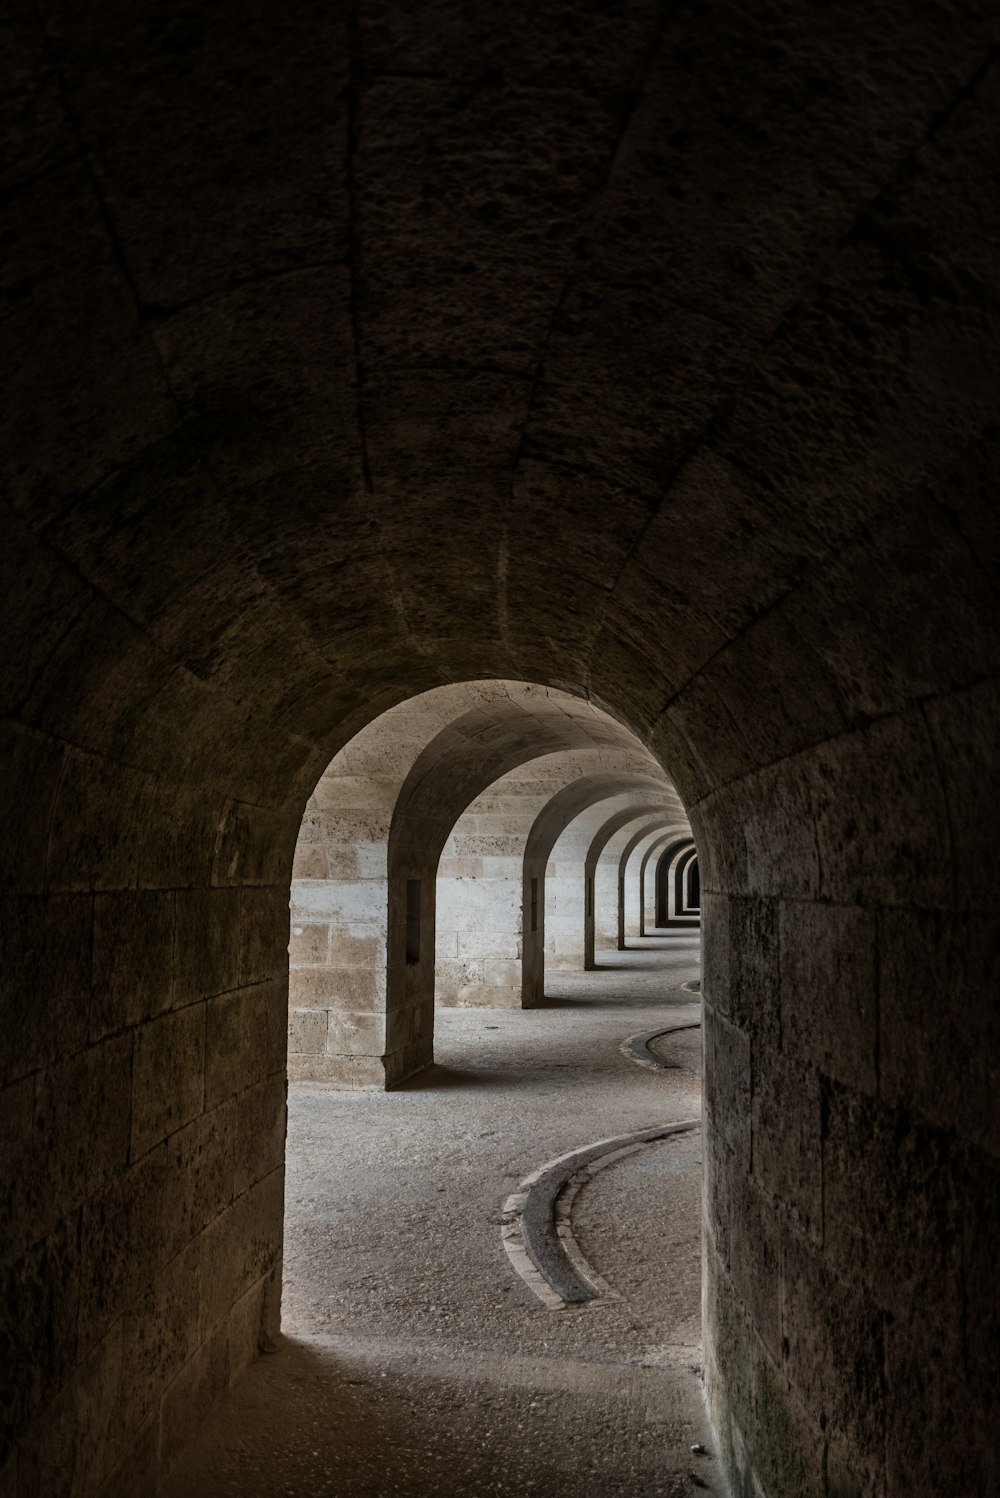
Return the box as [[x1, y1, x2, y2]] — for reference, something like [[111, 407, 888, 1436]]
[[161, 934, 725, 1497]]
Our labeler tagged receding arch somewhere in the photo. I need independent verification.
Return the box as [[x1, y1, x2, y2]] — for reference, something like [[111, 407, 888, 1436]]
[[435, 749, 658, 1008], [289, 683, 679, 1083], [673, 845, 699, 922], [583, 810, 678, 967], [654, 838, 699, 928], [589, 815, 684, 961], [628, 827, 693, 939], [519, 774, 686, 1006]]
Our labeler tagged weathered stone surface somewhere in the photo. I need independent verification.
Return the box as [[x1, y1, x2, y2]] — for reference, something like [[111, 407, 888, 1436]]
[[91, 891, 174, 1038], [779, 900, 877, 1094], [879, 907, 1000, 1154], [0, 894, 91, 1087], [750, 1050, 821, 1242], [130, 1004, 206, 1160], [121, 1241, 201, 1436], [0, 1217, 80, 1465], [823, 1086, 964, 1353], [173, 890, 241, 1008], [205, 982, 285, 1110], [703, 1003, 751, 1169], [781, 1230, 885, 1472], [16, 1320, 123, 1498]]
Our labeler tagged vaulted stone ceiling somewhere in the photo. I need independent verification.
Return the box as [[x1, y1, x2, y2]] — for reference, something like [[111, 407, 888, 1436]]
[[6, 0, 998, 802]]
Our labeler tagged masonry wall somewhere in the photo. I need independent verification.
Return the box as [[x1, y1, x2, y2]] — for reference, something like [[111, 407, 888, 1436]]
[[689, 694, 999, 1497], [2, 766, 296, 1495], [288, 785, 391, 1086]]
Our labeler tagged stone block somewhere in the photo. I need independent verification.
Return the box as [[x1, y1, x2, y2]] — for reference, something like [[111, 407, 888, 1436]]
[[823, 1086, 962, 1353], [16, 1319, 123, 1498], [131, 1004, 206, 1160], [955, 1142, 1000, 1402], [0, 894, 91, 1086], [702, 1109, 736, 1266], [159, 1328, 228, 1481], [779, 900, 876, 1094], [205, 981, 285, 1108], [173, 888, 241, 1007], [138, 785, 229, 890], [34, 1036, 131, 1241], [198, 1170, 283, 1338], [233, 1074, 286, 1198], [781, 1229, 884, 1469], [0, 1218, 80, 1462], [287, 1053, 384, 1086], [703, 1244, 753, 1443], [748, 1339, 825, 1498], [667, 671, 751, 788], [46, 749, 154, 892], [728, 895, 779, 1049], [739, 758, 820, 899], [174, 1100, 237, 1240], [0, 1454, 15, 1498], [290, 964, 381, 1011], [227, 1276, 266, 1384], [211, 800, 297, 888], [329, 929, 385, 969], [924, 680, 1000, 911], [879, 907, 1000, 1154], [121, 1239, 201, 1435], [0, 1076, 43, 1263], [725, 1171, 782, 1364], [710, 605, 848, 772], [239, 886, 289, 986], [807, 714, 950, 908], [91, 891, 174, 1038], [287, 1007, 328, 1054], [703, 1002, 751, 1168], [292, 878, 381, 921], [482, 957, 520, 988], [287, 921, 330, 966], [699, 890, 729, 1011], [291, 843, 329, 879], [79, 1102, 232, 1360], [885, 1320, 994, 1498], [0, 722, 67, 894], [826, 1426, 886, 1498], [750, 1049, 821, 1242], [97, 1409, 159, 1498]]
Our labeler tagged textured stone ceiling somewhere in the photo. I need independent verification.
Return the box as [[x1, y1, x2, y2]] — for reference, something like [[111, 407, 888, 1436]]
[[5, 0, 998, 818]]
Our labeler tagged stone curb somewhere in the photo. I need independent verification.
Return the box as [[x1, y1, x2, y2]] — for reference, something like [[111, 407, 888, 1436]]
[[620, 1021, 702, 1072], [501, 1120, 700, 1309]]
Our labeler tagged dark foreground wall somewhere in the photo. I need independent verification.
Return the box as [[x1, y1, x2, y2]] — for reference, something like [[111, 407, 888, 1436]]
[[2, 1, 998, 1492]]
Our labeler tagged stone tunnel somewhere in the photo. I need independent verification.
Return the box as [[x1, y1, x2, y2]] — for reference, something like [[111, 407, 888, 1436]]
[[1, 1, 998, 1494]]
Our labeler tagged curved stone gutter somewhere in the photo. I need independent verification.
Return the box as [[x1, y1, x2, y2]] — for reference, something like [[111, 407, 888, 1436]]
[[501, 1121, 700, 1308], [620, 1020, 701, 1072]]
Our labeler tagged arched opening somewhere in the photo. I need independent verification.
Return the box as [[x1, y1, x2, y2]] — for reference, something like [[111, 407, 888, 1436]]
[[674, 844, 700, 919], [655, 838, 698, 927], [287, 681, 681, 1084]]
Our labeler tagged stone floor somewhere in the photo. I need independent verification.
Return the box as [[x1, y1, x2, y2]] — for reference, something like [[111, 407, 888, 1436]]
[[161, 933, 724, 1496]]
